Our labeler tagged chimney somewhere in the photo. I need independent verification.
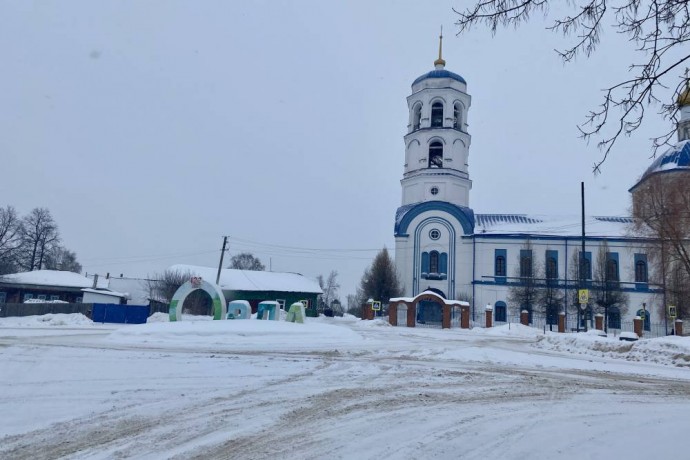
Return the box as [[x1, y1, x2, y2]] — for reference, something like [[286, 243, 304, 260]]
[[92, 274, 99, 289]]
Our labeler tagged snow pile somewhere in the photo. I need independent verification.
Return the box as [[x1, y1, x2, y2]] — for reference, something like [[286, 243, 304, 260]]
[[534, 333, 690, 367], [0, 313, 93, 327], [107, 318, 363, 351], [470, 323, 545, 338]]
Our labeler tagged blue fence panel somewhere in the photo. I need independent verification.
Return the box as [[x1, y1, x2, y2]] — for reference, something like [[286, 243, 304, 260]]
[[92, 303, 149, 324]]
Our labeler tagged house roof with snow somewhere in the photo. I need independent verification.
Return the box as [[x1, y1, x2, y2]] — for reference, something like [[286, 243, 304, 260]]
[[0, 270, 109, 289], [167, 265, 322, 294]]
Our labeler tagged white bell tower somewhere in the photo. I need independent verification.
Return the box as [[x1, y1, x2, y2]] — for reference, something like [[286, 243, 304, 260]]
[[394, 33, 476, 300], [401, 32, 472, 208]]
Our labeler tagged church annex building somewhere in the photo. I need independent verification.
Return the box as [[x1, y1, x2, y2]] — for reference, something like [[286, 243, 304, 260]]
[[393, 38, 690, 332]]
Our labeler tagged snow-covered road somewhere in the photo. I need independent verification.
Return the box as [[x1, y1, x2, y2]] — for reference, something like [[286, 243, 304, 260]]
[[1, 315, 689, 459]]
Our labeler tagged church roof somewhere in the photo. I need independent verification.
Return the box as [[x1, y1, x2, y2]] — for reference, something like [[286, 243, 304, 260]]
[[412, 69, 466, 86], [474, 214, 636, 238], [629, 140, 690, 191]]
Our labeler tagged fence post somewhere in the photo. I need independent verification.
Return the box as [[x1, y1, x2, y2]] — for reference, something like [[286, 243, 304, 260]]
[[460, 305, 470, 329], [633, 316, 643, 338], [558, 312, 565, 333], [442, 304, 451, 329], [520, 310, 529, 326], [407, 303, 416, 328], [675, 319, 683, 336], [485, 305, 493, 328], [389, 303, 398, 326]]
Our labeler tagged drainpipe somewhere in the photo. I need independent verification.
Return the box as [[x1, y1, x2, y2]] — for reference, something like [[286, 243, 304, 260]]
[[472, 237, 476, 322]]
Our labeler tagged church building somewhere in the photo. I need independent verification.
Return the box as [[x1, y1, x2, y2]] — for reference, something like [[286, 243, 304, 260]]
[[393, 36, 690, 332]]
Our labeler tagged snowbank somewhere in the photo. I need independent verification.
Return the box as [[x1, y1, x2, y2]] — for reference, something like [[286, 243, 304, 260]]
[[0, 313, 93, 327], [534, 333, 690, 367], [107, 318, 364, 351]]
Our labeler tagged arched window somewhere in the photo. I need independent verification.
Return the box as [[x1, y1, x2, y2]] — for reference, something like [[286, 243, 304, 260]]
[[520, 250, 532, 278], [429, 251, 439, 273], [428, 142, 443, 168], [495, 256, 506, 277], [453, 103, 462, 130], [635, 260, 648, 283], [431, 102, 444, 127], [606, 259, 619, 281], [412, 103, 422, 131], [494, 301, 507, 322]]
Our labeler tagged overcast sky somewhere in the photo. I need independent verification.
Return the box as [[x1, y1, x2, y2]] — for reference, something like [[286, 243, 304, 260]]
[[0, 1, 677, 301]]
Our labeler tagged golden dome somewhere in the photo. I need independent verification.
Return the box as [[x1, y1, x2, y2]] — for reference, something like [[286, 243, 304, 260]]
[[678, 83, 690, 107], [678, 69, 690, 106]]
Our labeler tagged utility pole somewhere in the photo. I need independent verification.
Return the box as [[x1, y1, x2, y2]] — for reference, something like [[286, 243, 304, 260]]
[[580, 182, 587, 332], [216, 236, 228, 285]]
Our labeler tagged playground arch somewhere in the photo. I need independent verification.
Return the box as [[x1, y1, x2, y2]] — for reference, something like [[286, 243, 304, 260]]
[[169, 277, 227, 321]]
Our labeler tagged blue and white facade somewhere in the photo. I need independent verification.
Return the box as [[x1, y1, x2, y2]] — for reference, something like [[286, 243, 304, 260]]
[[393, 49, 687, 328]]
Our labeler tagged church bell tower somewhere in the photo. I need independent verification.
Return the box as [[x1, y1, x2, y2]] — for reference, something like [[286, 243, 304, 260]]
[[401, 32, 472, 208], [394, 34, 475, 299]]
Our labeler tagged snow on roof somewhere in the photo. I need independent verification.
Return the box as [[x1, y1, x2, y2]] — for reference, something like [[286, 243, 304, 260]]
[[81, 288, 128, 298], [474, 214, 636, 238], [0, 270, 109, 289], [167, 265, 322, 294]]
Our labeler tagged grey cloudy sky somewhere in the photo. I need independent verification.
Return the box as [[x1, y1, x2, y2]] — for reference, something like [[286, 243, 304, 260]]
[[0, 1, 674, 300]]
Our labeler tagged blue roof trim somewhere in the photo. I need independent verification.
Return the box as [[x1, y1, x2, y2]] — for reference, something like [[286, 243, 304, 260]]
[[395, 201, 475, 236], [413, 69, 467, 86]]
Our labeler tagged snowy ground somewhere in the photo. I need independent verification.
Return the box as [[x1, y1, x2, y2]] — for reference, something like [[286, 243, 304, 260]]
[[1, 314, 689, 460]]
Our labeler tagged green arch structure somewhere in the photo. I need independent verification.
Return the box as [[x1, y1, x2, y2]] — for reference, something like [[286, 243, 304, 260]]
[[169, 278, 227, 321]]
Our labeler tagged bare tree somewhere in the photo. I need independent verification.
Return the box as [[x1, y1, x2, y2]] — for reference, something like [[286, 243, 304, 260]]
[[317, 270, 340, 313], [146, 269, 211, 315], [43, 247, 82, 273], [539, 249, 565, 328], [0, 206, 22, 274], [508, 240, 542, 320], [455, 0, 690, 171], [592, 241, 629, 329], [632, 172, 690, 280], [228, 252, 265, 271], [18, 208, 60, 271]]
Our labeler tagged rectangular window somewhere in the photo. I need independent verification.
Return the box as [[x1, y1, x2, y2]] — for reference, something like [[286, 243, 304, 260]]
[[578, 251, 592, 281], [520, 249, 533, 278], [50, 295, 60, 301], [300, 299, 310, 309], [23, 293, 34, 302], [277, 299, 286, 310], [76, 297, 83, 303], [494, 249, 507, 284], [0, 292, 6, 304], [634, 253, 648, 287], [545, 250, 558, 281], [38, 295, 47, 301]]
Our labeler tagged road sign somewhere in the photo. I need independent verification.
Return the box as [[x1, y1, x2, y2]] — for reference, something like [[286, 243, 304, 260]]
[[668, 305, 677, 318], [578, 289, 589, 305], [372, 301, 381, 311]]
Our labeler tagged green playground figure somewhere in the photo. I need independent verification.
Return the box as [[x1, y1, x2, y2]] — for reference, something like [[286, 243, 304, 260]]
[[286, 302, 305, 323]]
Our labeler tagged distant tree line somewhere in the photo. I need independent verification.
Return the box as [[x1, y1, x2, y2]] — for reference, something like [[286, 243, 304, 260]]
[[0, 205, 82, 275]]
